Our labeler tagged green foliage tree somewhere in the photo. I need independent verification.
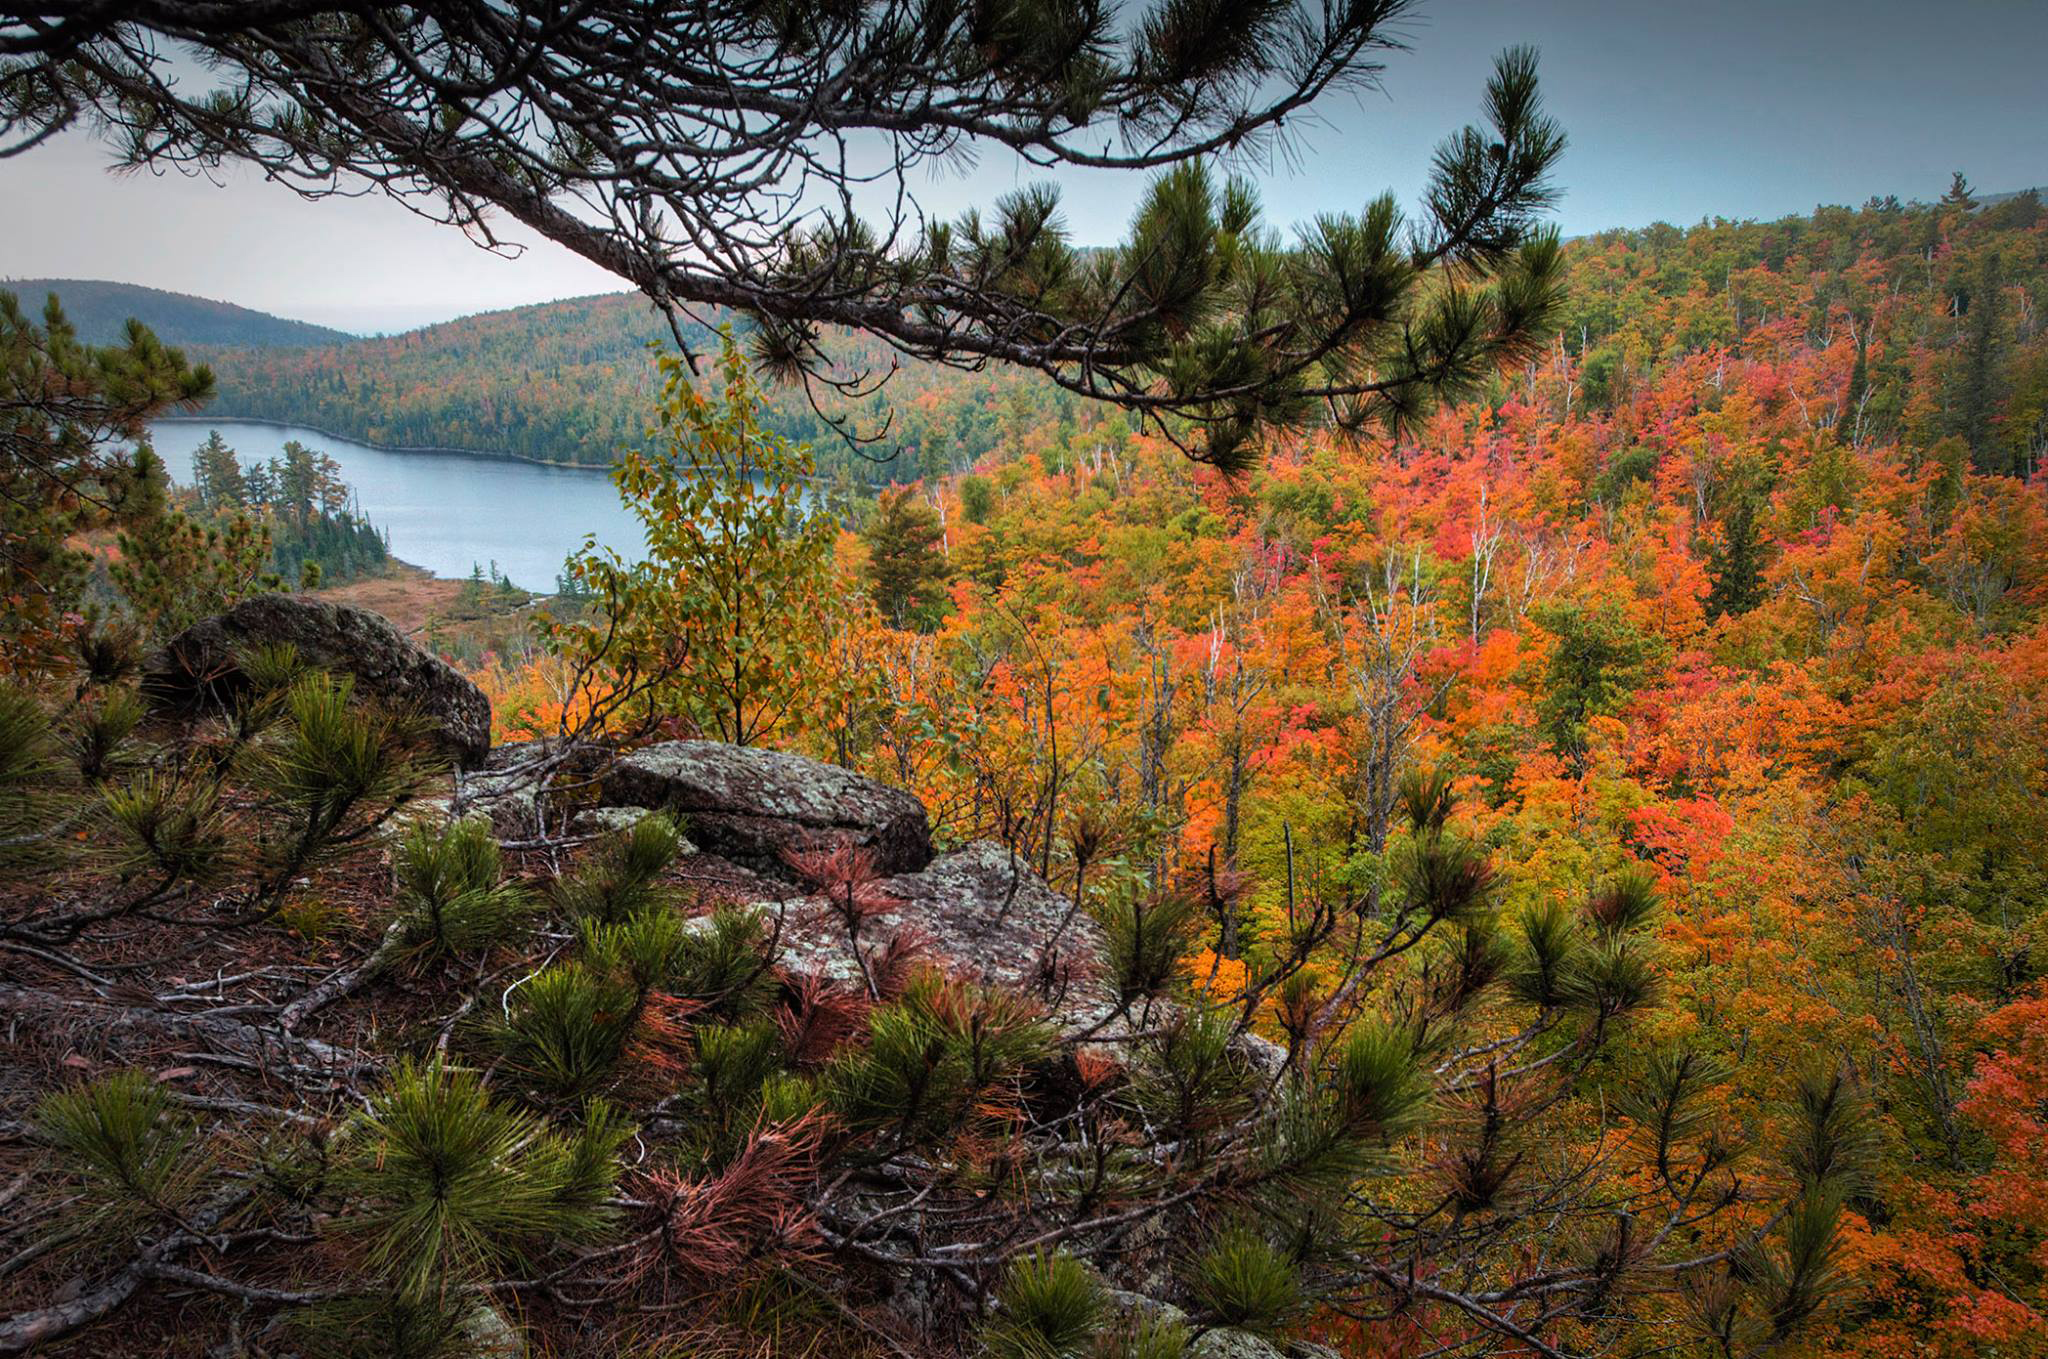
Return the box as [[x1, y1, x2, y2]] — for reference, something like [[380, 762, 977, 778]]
[[547, 333, 837, 745], [1534, 601, 1660, 766]]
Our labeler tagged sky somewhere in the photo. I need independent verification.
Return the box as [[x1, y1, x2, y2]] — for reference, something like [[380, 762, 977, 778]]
[[2, 0, 2042, 335]]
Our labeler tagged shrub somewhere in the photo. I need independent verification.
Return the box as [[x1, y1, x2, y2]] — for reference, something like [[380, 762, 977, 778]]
[[496, 962, 641, 1098], [100, 767, 229, 882], [259, 671, 434, 834], [1112, 1313, 1192, 1359], [553, 811, 683, 922], [673, 902, 777, 1019], [65, 685, 143, 782], [981, 1250, 1107, 1359], [694, 1016, 786, 1142], [288, 1296, 478, 1359], [393, 817, 532, 960], [35, 1068, 206, 1239], [334, 1058, 626, 1300], [579, 901, 686, 997], [1183, 1225, 1301, 1335], [825, 968, 1054, 1139]]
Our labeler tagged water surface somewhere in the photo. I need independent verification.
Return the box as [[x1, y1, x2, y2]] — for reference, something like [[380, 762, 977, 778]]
[[149, 419, 647, 586]]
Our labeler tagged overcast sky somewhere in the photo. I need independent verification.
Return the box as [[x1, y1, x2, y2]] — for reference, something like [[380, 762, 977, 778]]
[[3, 0, 2042, 334]]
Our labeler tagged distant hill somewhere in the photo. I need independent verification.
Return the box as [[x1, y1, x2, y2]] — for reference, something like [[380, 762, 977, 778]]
[[1, 277, 354, 348], [192, 290, 1047, 481]]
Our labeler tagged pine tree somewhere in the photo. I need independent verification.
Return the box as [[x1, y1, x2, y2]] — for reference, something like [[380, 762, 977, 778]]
[[4, 18, 1571, 467], [862, 487, 951, 631], [1940, 170, 1978, 211], [1, 291, 214, 670], [109, 447, 276, 637]]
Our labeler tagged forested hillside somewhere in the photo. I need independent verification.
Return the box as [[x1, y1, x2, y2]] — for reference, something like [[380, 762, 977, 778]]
[[193, 189, 2045, 491], [197, 291, 1046, 482], [1, 278, 353, 348], [8, 172, 2048, 1358]]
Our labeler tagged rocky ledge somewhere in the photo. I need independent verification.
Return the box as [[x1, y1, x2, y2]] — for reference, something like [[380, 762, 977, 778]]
[[600, 739, 932, 879]]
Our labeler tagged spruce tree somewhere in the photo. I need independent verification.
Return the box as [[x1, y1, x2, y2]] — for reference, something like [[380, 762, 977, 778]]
[[1705, 498, 1767, 620], [1953, 250, 2010, 473]]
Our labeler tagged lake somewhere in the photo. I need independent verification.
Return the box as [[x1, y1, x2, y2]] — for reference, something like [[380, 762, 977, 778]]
[[147, 419, 648, 586]]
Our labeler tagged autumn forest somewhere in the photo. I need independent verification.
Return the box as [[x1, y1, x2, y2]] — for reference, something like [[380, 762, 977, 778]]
[[3, 5, 2047, 1358]]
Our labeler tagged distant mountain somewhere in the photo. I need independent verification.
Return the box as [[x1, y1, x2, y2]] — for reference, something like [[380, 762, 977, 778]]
[[1, 278, 355, 348]]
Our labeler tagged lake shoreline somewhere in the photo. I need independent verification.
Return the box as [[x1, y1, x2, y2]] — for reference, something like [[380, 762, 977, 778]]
[[153, 413, 827, 483], [148, 417, 650, 583], [152, 414, 615, 472]]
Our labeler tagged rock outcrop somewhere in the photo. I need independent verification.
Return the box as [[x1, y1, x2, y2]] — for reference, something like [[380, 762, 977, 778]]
[[600, 740, 931, 879], [147, 593, 493, 767], [769, 840, 1112, 1027]]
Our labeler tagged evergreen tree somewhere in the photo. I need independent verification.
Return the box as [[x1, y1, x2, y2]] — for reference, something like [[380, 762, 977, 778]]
[[1534, 601, 1661, 768], [274, 441, 323, 526], [1952, 250, 2010, 473], [108, 445, 277, 637], [1846, 315, 1871, 418], [1705, 498, 1767, 620], [190, 430, 246, 509], [959, 475, 997, 526], [1, 291, 213, 670], [1940, 170, 1978, 211], [862, 487, 951, 631]]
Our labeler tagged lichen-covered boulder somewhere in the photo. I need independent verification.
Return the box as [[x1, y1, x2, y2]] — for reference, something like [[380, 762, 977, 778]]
[[875, 841, 1108, 1002], [766, 841, 1111, 1023], [601, 741, 930, 879], [146, 593, 493, 767]]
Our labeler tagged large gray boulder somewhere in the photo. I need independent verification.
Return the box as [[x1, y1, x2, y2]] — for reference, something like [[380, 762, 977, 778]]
[[601, 741, 931, 879], [146, 593, 492, 768]]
